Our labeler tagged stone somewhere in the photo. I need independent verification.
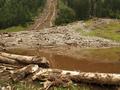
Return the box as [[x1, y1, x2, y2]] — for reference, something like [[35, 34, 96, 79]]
[[17, 38, 23, 43]]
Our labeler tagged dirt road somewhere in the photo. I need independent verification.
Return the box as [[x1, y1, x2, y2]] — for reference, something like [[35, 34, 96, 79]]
[[29, 0, 57, 30]]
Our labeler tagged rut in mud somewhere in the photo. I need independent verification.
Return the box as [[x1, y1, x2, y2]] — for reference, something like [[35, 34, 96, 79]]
[[28, 0, 57, 30]]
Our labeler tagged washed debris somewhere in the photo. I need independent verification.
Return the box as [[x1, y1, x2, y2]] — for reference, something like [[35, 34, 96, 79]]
[[0, 24, 120, 50]]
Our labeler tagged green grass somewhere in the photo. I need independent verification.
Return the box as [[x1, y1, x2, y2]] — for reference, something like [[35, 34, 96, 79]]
[[0, 81, 42, 90], [77, 21, 120, 41], [0, 25, 27, 32], [0, 80, 90, 90], [53, 85, 90, 90], [74, 47, 120, 62]]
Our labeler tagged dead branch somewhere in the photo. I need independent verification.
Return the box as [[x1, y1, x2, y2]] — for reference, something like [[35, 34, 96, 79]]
[[11, 64, 39, 82], [11, 65, 120, 85], [0, 52, 50, 68]]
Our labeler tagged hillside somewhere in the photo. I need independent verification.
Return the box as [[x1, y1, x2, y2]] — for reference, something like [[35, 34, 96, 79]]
[[0, 0, 120, 90]]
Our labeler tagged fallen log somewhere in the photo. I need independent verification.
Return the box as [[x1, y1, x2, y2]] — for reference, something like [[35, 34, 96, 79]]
[[0, 56, 18, 64], [11, 64, 39, 82], [0, 52, 50, 68], [32, 69, 120, 85], [11, 65, 120, 86]]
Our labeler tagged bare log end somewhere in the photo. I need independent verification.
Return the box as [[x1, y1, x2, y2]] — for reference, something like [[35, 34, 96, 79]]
[[33, 57, 50, 68], [11, 64, 39, 82]]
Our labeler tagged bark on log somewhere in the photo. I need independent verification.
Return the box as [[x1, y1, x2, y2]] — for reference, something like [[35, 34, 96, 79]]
[[0, 52, 50, 68], [11, 64, 39, 82], [11, 65, 120, 85], [0, 56, 18, 64], [32, 69, 120, 85]]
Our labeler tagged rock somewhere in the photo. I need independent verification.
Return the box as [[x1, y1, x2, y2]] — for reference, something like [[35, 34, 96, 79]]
[[0, 86, 12, 90], [6, 86, 12, 90], [17, 38, 23, 43], [0, 42, 5, 47], [0, 47, 6, 51], [0, 20, 119, 49]]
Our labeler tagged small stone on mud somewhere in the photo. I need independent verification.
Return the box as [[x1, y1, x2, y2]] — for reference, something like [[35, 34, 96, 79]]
[[17, 38, 23, 43]]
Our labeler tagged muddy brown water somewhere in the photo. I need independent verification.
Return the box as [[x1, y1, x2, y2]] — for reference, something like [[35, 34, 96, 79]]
[[50, 54, 120, 73], [7, 48, 120, 74], [5, 48, 120, 90]]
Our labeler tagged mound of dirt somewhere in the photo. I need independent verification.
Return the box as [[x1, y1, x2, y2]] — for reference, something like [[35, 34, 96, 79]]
[[0, 24, 120, 50]]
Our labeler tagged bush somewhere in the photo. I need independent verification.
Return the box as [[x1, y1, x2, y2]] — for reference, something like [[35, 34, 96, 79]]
[[55, 0, 76, 25], [0, 0, 46, 29], [55, 0, 120, 25]]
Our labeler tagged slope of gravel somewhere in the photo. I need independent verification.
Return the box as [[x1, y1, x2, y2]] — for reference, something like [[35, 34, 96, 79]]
[[0, 23, 120, 50]]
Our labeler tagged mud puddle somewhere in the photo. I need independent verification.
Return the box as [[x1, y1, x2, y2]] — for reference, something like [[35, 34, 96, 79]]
[[3, 47, 120, 90], [50, 54, 120, 73], [7, 47, 120, 73]]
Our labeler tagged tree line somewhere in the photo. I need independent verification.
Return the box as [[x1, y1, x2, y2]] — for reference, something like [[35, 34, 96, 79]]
[[55, 0, 120, 25], [0, 0, 45, 29]]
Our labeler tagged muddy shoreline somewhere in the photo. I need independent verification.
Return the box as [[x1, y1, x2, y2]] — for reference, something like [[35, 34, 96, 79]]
[[5, 47, 120, 74], [1, 47, 120, 90]]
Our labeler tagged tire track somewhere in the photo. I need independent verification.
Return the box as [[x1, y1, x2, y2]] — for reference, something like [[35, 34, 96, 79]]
[[28, 0, 57, 30]]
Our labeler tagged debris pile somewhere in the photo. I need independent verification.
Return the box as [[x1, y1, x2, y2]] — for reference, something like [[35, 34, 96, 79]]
[[0, 52, 120, 90], [0, 25, 119, 49]]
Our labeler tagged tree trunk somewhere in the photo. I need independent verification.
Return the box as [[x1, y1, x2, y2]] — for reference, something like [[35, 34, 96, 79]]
[[11, 65, 120, 85], [0, 52, 50, 68], [0, 52, 120, 86], [32, 69, 120, 85], [11, 64, 39, 82], [0, 55, 18, 64]]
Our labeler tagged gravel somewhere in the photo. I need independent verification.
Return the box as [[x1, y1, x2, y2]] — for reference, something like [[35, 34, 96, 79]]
[[0, 24, 120, 49]]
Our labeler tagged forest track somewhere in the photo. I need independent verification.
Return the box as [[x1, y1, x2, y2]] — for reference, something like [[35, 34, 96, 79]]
[[28, 0, 57, 30]]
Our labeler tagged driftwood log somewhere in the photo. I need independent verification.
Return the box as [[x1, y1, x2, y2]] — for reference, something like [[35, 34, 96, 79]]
[[0, 52, 120, 87], [11, 64, 120, 86], [0, 52, 50, 68], [11, 64, 39, 82]]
